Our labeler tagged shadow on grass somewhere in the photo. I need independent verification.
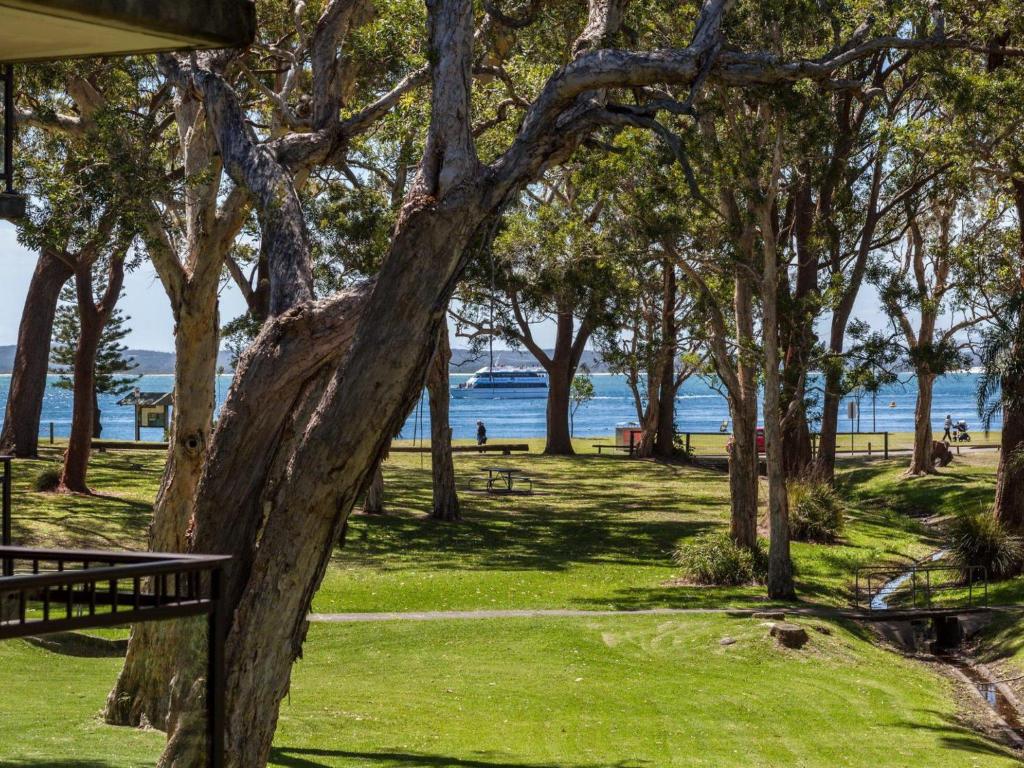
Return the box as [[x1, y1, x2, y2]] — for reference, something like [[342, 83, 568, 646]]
[[271, 747, 649, 768], [340, 461, 723, 575], [0, 762, 129, 767], [895, 709, 1021, 761]]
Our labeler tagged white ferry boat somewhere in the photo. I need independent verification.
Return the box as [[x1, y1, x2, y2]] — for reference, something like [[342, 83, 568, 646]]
[[452, 366, 549, 399]]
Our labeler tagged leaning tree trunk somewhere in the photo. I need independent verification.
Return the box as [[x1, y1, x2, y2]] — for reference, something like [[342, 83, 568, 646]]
[[157, 187, 491, 767], [60, 308, 102, 493], [0, 248, 72, 457], [995, 374, 1024, 533], [814, 366, 842, 484], [105, 285, 221, 730], [908, 369, 936, 475], [428, 325, 460, 521]]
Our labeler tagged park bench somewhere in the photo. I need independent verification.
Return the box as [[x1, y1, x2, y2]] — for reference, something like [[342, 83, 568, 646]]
[[470, 466, 533, 494], [592, 443, 638, 456]]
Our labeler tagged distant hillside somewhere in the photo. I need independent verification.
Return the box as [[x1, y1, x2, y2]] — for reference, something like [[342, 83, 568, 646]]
[[0, 343, 607, 374], [0, 345, 234, 375]]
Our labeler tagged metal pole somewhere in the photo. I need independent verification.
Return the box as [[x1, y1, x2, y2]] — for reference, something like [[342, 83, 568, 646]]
[[207, 567, 226, 768], [3, 65, 13, 194], [2, 457, 11, 576]]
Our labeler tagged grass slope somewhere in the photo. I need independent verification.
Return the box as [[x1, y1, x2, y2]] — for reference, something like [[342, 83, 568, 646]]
[[1, 616, 1017, 767]]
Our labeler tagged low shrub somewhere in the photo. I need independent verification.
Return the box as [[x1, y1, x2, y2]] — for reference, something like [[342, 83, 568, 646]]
[[672, 532, 767, 586], [33, 467, 61, 492], [789, 481, 845, 543], [946, 511, 1024, 582]]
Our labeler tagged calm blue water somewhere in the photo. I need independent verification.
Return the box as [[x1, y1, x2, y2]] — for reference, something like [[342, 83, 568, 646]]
[[0, 371, 999, 443]]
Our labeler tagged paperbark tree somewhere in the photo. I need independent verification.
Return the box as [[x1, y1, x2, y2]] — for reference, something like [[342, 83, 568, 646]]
[[0, 248, 72, 457]]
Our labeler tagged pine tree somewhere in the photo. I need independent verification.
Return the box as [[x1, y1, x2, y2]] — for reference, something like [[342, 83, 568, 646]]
[[50, 285, 140, 438]]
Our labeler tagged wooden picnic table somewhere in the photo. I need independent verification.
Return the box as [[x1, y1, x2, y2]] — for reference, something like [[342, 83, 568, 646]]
[[478, 466, 532, 494]]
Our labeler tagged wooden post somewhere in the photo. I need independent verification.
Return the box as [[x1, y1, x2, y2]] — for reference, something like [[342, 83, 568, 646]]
[[685, 432, 691, 454], [884, 431, 889, 459], [135, 404, 141, 442], [49, 422, 54, 444], [868, 442, 872, 457]]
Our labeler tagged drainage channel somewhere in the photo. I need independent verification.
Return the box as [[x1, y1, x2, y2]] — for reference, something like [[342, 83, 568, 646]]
[[939, 653, 1024, 748], [868, 553, 1023, 748]]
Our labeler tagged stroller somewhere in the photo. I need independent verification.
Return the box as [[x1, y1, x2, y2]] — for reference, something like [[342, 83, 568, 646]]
[[952, 419, 971, 443]]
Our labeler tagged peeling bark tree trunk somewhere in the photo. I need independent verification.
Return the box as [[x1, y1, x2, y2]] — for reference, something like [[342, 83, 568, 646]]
[[908, 369, 937, 475], [145, 0, 740, 762], [106, 284, 220, 730], [0, 249, 73, 457], [995, 374, 1024, 532], [428, 324, 460, 520], [154, 4, 489, 761]]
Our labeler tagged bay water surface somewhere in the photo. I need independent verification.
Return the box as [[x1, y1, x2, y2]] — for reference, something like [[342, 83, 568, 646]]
[[0, 372, 998, 443]]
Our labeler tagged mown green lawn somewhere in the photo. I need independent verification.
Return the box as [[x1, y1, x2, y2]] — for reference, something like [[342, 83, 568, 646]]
[[3, 443, 1023, 766], [6, 442, 1003, 613], [1, 615, 1019, 768]]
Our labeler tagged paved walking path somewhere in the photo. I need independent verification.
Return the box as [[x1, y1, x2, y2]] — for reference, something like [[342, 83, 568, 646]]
[[308, 603, 1024, 623], [308, 606, 841, 623]]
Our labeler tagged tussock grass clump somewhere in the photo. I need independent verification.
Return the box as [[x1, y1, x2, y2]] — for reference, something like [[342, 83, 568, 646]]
[[672, 532, 767, 586], [789, 482, 845, 543], [33, 467, 61, 492], [946, 510, 1024, 582]]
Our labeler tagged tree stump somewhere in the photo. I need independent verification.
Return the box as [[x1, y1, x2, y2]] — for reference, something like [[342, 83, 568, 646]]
[[770, 622, 809, 649], [932, 441, 953, 467]]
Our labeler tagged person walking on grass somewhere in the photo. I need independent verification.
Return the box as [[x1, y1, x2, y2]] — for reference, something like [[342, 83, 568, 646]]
[[943, 414, 953, 443], [476, 420, 487, 446]]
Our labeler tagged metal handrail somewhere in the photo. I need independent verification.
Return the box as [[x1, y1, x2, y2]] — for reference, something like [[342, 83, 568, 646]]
[[854, 563, 988, 611], [0, 545, 230, 767]]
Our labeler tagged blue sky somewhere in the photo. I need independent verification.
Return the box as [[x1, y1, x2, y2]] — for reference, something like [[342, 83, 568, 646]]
[[1, 218, 889, 352]]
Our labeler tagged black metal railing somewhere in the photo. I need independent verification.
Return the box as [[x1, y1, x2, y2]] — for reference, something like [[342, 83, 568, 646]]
[[1, 455, 11, 576], [2, 64, 12, 194], [854, 562, 987, 611], [0, 546, 230, 767]]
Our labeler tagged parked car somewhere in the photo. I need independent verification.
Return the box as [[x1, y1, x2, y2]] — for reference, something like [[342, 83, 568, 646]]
[[725, 427, 766, 455]]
